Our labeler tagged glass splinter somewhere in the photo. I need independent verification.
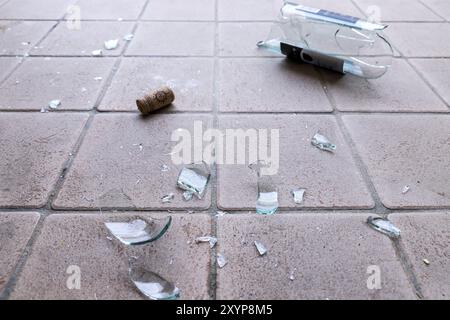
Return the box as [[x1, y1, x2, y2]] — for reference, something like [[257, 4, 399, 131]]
[[402, 185, 410, 194], [105, 216, 171, 245], [195, 236, 217, 248], [161, 193, 174, 203], [177, 162, 210, 199], [311, 133, 336, 152], [129, 265, 180, 300], [217, 253, 227, 268], [104, 39, 119, 50], [292, 188, 306, 204], [254, 241, 267, 256], [367, 216, 401, 239], [250, 161, 279, 215]]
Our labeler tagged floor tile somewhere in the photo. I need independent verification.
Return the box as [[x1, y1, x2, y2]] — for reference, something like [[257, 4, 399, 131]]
[[0, 0, 75, 19], [218, 0, 277, 21], [72, 0, 146, 20], [142, 0, 215, 21]]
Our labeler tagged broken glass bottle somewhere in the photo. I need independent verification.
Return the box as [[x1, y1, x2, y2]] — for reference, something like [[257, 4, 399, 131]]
[[367, 216, 401, 238], [105, 216, 171, 245], [177, 162, 210, 199], [257, 2, 393, 79], [129, 264, 180, 300], [250, 161, 279, 215]]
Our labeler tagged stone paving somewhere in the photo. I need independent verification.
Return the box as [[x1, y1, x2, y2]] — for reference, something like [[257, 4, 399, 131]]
[[0, 0, 449, 300]]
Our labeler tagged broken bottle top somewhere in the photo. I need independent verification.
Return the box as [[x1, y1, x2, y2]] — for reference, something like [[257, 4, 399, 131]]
[[257, 2, 393, 79], [129, 265, 180, 300], [177, 162, 210, 199]]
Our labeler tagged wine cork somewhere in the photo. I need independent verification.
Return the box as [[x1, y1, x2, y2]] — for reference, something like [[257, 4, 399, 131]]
[[136, 86, 175, 114]]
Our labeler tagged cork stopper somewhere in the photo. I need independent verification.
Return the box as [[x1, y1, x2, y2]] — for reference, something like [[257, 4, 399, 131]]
[[136, 86, 175, 114]]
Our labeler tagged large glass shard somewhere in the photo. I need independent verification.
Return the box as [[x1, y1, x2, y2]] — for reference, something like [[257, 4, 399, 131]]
[[129, 265, 180, 300], [311, 133, 336, 152], [250, 161, 278, 215], [367, 216, 401, 239], [177, 162, 210, 199], [105, 216, 171, 245]]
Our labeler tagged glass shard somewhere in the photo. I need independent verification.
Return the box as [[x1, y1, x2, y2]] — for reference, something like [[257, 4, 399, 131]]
[[48, 99, 61, 109], [161, 193, 174, 203], [367, 216, 401, 238], [402, 185, 410, 194], [160, 164, 170, 172], [104, 39, 119, 50], [250, 161, 279, 215], [123, 34, 134, 41], [423, 259, 430, 266], [215, 210, 227, 217], [217, 253, 227, 268], [91, 49, 102, 56], [105, 216, 171, 245], [177, 162, 210, 199], [292, 188, 306, 204], [182, 191, 194, 201], [129, 265, 180, 300], [195, 236, 217, 248], [311, 133, 336, 152], [254, 241, 267, 256]]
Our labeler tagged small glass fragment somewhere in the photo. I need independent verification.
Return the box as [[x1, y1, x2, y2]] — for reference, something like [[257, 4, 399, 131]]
[[161, 193, 174, 203], [250, 161, 279, 215], [177, 162, 210, 199], [104, 39, 119, 50], [48, 99, 61, 109], [105, 216, 171, 245], [129, 265, 180, 300], [195, 236, 217, 248], [94, 76, 103, 81], [311, 133, 336, 152], [292, 188, 306, 204], [182, 191, 193, 201], [215, 210, 227, 217], [217, 253, 227, 268], [402, 185, 410, 194], [161, 164, 169, 172], [423, 259, 430, 266], [289, 272, 295, 281], [40, 107, 48, 113], [367, 216, 401, 238], [92, 49, 103, 56], [123, 34, 134, 41], [254, 241, 267, 256]]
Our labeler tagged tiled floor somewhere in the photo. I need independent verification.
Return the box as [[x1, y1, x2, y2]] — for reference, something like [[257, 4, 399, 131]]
[[0, 0, 449, 300]]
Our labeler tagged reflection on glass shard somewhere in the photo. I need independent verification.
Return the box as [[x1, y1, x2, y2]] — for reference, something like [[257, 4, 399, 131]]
[[129, 265, 180, 300], [254, 241, 267, 256], [104, 39, 119, 50], [195, 236, 217, 248], [177, 162, 210, 199], [105, 216, 171, 245], [292, 188, 306, 204], [217, 253, 227, 268], [367, 216, 401, 238], [311, 133, 336, 152], [161, 193, 174, 203]]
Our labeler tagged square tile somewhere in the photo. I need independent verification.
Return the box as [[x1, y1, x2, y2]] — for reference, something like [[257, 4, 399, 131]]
[[343, 115, 450, 209], [11, 213, 211, 299], [126, 22, 215, 56], [142, 0, 215, 21], [0, 58, 114, 110], [323, 59, 448, 112], [354, 0, 442, 21], [390, 212, 450, 299], [53, 114, 213, 210], [410, 58, 450, 106], [31, 21, 134, 56], [216, 213, 416, 299], [0, 113, 88, 208], [218, 58, 332, 112], [217, 114, 374, 210], [72, 0, 147, 20], [0, 212, 40, 292], [0, 57, 115, 110], [386, 23, 450, 57], [218, 22, 281, 57], [420, 0, 450, 20], [0, 57, 21, 81], [0, 0, 75, 19], [99, 57, 213, 112], [0, 21, 56, 55], [218, 0, 277, 21]]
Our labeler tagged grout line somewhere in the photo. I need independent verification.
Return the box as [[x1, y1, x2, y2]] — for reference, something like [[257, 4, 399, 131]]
[[417, 0, 447, 21]]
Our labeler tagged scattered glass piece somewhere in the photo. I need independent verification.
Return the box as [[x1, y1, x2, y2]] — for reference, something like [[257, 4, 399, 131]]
[[250, 161, 279, 215], [40, 107, 48, 113], [48, 99, 61, 109], [182, 191, 193, 201], [94, 76, 103, 81], [423, 259, 430, 266], [217, 253, 227, 268], [177, 162, 210, 199], [402, 185, 410, 194], [195, 236, 217, 248], [123, 34, 134, 41], [187, 210, 194, 214], [161, 193, 174, 203], [105, 216, 171, 245], [161, 164, 170, 172], [311, 133, 336, 152], [129, 265, 180, 300], [104, 39, 119, 50], [215, 210, 227, 217], [289, 272, 295, 281], [254, 241, 267, 256], [367, 216, 401, 238], [291, 188, 306, 204], [92, 49, 103, 56]]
